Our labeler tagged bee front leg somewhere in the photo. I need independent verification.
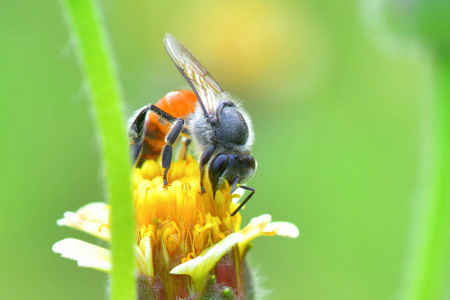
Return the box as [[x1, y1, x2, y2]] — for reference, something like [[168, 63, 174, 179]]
[[231, 186, 255, 216], [199, 145, 216, 193], [162, 118, 185, 186]]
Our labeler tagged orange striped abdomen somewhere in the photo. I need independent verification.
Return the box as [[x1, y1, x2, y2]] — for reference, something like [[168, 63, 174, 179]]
[[137, 90, 197, 165]]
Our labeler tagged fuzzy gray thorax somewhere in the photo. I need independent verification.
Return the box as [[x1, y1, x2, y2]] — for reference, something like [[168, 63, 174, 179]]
[[187, 97, 254, 159]]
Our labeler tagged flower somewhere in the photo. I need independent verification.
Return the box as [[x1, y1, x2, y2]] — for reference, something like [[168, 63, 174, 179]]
[[53, 156, 299, 299]]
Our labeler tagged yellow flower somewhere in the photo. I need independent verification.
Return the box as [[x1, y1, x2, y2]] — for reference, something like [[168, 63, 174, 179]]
[[53, 157, 298, 299]]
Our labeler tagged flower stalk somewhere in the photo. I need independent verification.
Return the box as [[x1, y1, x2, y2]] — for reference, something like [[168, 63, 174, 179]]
[[60, 0, 135, 299], [365, 2, 450, 298], [406, 51, 450, 300]]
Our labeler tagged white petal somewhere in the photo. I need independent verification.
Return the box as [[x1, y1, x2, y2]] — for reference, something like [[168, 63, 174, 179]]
[[231, 187, 246, 204], [248, 214, 272, 226], [75, 202, 109, 224], [238, 214, 271, 252], [135, 244, 146, 275], [263, 222, 300, 238], [57, 202, 110, 241], [77, 258, 112, 271], [52, 238, 111, 272], [238, 214, 299, 254], [170, 232, 243, 290], [136, 236, 154, 277]]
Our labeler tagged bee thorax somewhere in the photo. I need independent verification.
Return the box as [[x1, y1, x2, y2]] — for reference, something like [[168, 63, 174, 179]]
[[216, 106, 249, 146]]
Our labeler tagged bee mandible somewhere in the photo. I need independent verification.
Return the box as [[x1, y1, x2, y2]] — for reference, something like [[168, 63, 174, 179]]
[[129, 34, 256, 216]]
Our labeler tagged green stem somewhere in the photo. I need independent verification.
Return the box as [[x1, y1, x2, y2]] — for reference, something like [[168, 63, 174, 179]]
[[406, 52, 450, 300], [61, 1, 135, 299]]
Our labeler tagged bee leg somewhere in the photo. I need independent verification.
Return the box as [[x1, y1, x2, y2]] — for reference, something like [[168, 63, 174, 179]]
[[231, 186, 255, 216], [230, 176, 239, 194], [199, 145, 216, 193], [161, 118, 185, 186], [148, 104, 191, 137], [149, 104, 177, 123]]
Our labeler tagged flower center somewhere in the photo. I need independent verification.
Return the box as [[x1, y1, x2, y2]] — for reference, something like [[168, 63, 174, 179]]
[[133, 157, 236, 265]]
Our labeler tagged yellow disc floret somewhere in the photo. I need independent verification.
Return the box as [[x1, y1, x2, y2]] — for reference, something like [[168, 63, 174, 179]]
[[133, 156, 236, 266]]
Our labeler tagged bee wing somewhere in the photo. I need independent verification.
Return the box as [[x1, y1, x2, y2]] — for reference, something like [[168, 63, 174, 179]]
[[164, 33, 223, 117]]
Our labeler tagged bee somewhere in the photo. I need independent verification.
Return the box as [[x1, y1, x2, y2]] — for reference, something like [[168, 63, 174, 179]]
[[129, 34, 256, 216]]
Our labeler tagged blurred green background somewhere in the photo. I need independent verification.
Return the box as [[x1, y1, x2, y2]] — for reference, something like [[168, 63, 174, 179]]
[[1, 0, 447, 299]]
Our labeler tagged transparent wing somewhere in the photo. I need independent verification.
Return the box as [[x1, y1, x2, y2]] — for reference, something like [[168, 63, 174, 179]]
[[164, 33, 223, 117]]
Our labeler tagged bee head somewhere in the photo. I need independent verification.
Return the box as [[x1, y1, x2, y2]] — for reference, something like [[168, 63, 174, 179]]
[[208, 153, 256, 191]]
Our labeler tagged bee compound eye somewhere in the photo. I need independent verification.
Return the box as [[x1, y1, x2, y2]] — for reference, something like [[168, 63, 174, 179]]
[[208, 154, 230, 191]]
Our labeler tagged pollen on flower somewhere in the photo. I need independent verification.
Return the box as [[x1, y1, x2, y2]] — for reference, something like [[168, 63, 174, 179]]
[[134, 156, 236, 266]]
